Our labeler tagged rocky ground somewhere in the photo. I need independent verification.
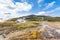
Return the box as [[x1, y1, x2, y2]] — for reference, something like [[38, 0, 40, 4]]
[[0, 21, 60, 40]]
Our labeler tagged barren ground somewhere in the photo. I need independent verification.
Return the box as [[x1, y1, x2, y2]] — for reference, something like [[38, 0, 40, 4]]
[[46, 22, 60, 29]]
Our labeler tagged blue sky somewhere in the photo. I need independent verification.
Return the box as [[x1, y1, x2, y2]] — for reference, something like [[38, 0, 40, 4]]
[[0, 0, 60, 21], [14, 0, 60, 17]]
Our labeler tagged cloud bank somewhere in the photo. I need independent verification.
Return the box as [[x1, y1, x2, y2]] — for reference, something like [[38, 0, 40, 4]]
[[0, 0, 32, 22]]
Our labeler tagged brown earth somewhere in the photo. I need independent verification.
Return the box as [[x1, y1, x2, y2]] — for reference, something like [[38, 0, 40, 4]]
[[46, 22, 60, 29]]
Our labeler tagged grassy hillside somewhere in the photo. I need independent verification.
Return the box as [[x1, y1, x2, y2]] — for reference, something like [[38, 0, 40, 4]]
[[0, 15, 60, 34]]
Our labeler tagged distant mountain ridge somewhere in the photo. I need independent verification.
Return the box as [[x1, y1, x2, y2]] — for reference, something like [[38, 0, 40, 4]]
[[7, 14, 60, 21]]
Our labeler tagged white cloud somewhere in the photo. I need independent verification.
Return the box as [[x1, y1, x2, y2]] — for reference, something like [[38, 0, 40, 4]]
[[0, 0, 32, 22], [38, 0, 43, 3], [47, 7, 60, 13], [35, 11, 48, 16], [43, 1, 55, 10]]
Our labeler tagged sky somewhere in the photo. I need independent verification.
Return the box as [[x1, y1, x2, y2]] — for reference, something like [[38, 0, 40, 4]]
[[0, 0, 60, 22]]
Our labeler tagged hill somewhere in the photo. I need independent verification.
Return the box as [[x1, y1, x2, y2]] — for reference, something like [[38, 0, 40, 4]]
[[8, 14, 60, 22]]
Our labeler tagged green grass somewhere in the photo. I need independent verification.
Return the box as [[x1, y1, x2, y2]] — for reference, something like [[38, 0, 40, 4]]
[[16, 21, 39, 30]]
